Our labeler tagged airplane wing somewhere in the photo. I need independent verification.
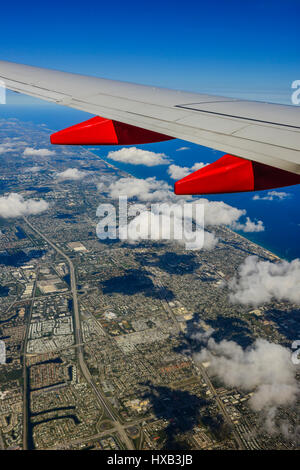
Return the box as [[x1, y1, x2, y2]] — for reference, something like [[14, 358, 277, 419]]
[[0, 59, 299, 194]]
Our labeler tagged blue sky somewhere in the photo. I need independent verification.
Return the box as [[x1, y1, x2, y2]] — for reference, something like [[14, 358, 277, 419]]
[[0, 0, 299, 103]]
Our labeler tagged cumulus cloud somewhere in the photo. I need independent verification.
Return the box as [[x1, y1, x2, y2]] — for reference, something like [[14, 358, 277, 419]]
[[231, 216, 265, 232], [96, 174, 118, 192], [117, 204, 218, 250], [24, 166, 43, 173], [0, 193, 49, 218], [228, 255, 300, 305], [167, 164, 191, 180], [201, 200, 245, 226], [97, 176, 219, 249], [55, 168, 88, 181], [192, 199, 263, 232], [98, 175, 265, 236], [191, 162, 208, 171], [167, 162, 207, 180], [0, 138, 28, 155], [253, 191, 291, 201], [194, 334, 299, 414], [107, 147, 171, 166], [0, 142, 14, 155], [105, 176, 175, 203], [23, 147, 55, 157]]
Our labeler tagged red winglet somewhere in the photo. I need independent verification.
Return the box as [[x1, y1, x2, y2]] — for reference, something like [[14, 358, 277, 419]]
[[50, 116, 173, 145], [174, 154, 300, 195]]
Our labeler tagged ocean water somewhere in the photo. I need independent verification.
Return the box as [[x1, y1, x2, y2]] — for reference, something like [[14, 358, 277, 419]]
[[1, 104, 300, 261]]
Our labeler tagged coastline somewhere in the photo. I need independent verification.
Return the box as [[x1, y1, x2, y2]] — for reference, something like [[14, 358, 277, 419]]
[[226, 227, 282, 262]]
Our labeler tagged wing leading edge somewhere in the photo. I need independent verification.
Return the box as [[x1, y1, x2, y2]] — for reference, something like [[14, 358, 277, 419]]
[[0, 59, 300, 194]]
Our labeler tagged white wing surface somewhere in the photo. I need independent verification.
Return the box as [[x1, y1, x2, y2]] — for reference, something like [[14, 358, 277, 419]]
[[0, 60, 299, 194]]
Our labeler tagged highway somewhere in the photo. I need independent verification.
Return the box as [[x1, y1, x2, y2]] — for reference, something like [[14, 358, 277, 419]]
[[22, 265, 39, 450], [48, 415, 151, 450], [197, 362, 245, 450], [23, 218, 134, 450]]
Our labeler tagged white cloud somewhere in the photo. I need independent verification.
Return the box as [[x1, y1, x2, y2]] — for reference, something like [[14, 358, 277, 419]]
[[228, 255, 300, 305], [105, 176, 175, 203], [23, 147, 55, 157], [118, 205, 218, 250], [167, 162, 207, 180], [195, 199, 262, 232], [231, 216, 265, 232], [0, 138, 28, 155], [98, 175, 265, 236], [167, 164, 191, 180], [97, 176, 219, 250], [191, 162, 207, 171], [24, 166, 43, 173], [176, 147, 190, 151], [253, 191, 291, 201], [107, 147, 171, 166], [0, 142, 14, 155], [0, 193, 49, 218], [55, 168, 88, 181], [194, 335, 299, 413], [201, 200, 245, 226], [96, 174, 118, 192]]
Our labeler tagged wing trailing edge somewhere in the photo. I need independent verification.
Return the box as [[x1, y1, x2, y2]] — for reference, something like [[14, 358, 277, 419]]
[[174, 154, 300, 195], [50, 116, 173, 145], [50, 117, 300, 195]]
